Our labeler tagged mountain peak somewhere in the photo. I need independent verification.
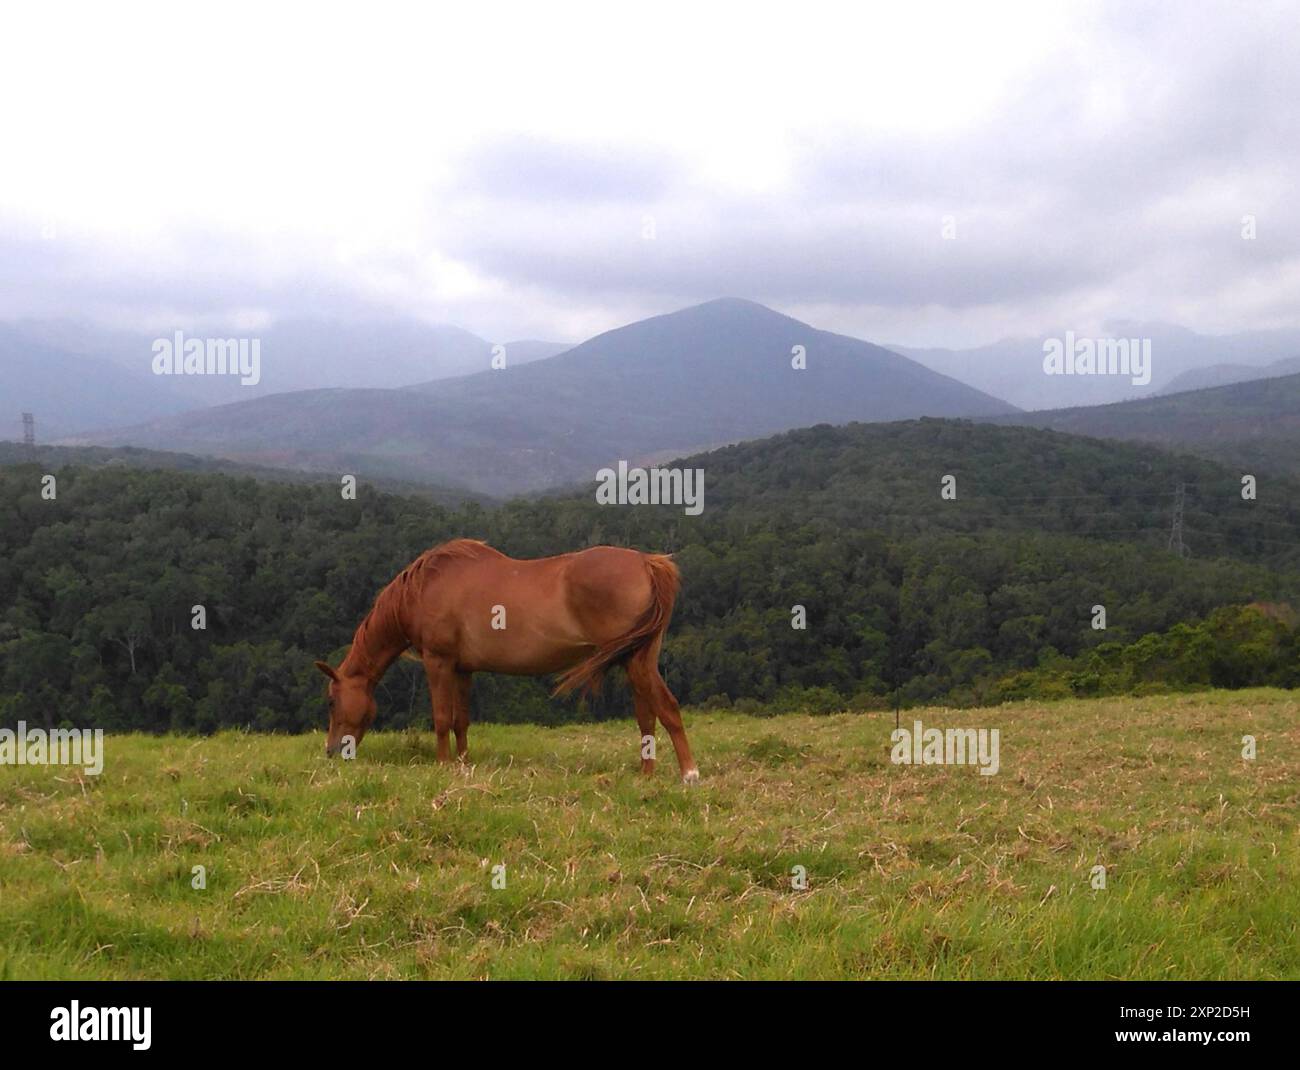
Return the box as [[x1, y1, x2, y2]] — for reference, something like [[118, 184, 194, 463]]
[[693, 296, 776, 312], [674, 296, 791, 321]]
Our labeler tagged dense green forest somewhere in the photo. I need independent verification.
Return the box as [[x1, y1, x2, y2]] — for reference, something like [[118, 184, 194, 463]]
[[2, 420, 1297, 733], [991, 603, 1299, 701]]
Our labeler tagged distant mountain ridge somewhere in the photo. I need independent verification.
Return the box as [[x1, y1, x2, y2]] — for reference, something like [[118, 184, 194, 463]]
[[892, 322, 1300, 410], [65, 298, 1017, 496], [1157, 356, 1300, 395]]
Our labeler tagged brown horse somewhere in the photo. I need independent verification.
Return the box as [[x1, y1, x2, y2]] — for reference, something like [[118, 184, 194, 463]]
[[314, 539, 699, 782]]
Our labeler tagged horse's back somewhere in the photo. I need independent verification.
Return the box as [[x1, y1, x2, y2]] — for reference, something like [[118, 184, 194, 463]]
[[410, 543, 660, 673]]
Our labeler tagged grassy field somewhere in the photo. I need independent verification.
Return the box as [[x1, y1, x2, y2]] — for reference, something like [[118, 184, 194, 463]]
[[1, 689, 1296, 979]]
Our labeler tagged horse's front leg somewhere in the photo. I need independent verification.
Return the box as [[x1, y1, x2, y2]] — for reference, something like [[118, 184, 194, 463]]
[[421, 653, 455, 762], [453, 670, 472, 762]]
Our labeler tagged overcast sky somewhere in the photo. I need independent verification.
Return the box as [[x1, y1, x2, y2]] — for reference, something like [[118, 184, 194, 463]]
[[1, 0, 1296, 347]]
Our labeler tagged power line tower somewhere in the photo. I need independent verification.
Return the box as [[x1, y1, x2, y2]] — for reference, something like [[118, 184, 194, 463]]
[[21, 412, 35, 458], [1167, 481, 1188, 557]]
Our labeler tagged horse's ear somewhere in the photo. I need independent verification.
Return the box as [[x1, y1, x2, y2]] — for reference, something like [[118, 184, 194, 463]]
[[314, 660, 340, 682]]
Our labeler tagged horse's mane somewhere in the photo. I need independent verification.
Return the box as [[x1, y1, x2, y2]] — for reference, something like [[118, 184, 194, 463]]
[[348, 539, 501, 673], [394, 538, 500, 588]]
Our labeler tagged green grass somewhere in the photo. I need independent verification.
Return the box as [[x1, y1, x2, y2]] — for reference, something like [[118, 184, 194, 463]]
[[1, 689, 1297, 979]]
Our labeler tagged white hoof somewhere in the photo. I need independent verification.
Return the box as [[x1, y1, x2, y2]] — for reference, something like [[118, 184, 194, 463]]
[[681, 769, 700, 785]]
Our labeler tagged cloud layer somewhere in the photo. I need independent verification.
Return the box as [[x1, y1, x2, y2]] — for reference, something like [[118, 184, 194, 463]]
[[1, 0, 1296, 347]]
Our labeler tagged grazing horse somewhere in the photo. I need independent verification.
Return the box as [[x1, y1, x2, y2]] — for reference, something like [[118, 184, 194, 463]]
[[314, 539, 699, 782]]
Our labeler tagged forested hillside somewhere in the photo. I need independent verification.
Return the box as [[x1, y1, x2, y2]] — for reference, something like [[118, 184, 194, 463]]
[[2, 420, 1297, 733], [0, 442, 484, 506]]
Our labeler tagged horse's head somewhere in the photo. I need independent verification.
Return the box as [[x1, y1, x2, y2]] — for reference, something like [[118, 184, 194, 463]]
[[315, 660, 376, 756]]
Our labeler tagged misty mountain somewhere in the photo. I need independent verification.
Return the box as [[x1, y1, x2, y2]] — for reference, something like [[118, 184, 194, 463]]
[[65, 298, 1016, 496], [892, 322, 1300, 410], [987, 371, 1300, 478], [489, 340, 572, 366], [0, 323, 200, 439], [230, 319, 568, 394], [2, 317, 571, 433]]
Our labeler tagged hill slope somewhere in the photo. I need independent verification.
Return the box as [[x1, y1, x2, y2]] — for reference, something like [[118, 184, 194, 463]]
[[66, 299, 1016, 495], [1157, 356, 1300, 395], [985, 372, 1300, 478]]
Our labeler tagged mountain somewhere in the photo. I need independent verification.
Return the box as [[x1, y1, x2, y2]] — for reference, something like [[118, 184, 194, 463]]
[[64, 298, 1016, 496], [491, 340, 571, 366], [892, 322, 1300, 410], [986, 372, 1300, 478], [1157, 356, 1300, 395], [2, 317, 571, 428], [219, 318, 568, 393]]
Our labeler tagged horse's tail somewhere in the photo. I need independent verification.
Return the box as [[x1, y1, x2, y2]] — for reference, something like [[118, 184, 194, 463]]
[[552, 553, 679, 698]]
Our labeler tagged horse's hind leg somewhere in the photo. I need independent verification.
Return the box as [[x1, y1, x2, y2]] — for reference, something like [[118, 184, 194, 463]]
[[627, 638, 699, 784], [421, 653, 455, 763], [453, 671, 472, 762], [633, 690, 656, 776]]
